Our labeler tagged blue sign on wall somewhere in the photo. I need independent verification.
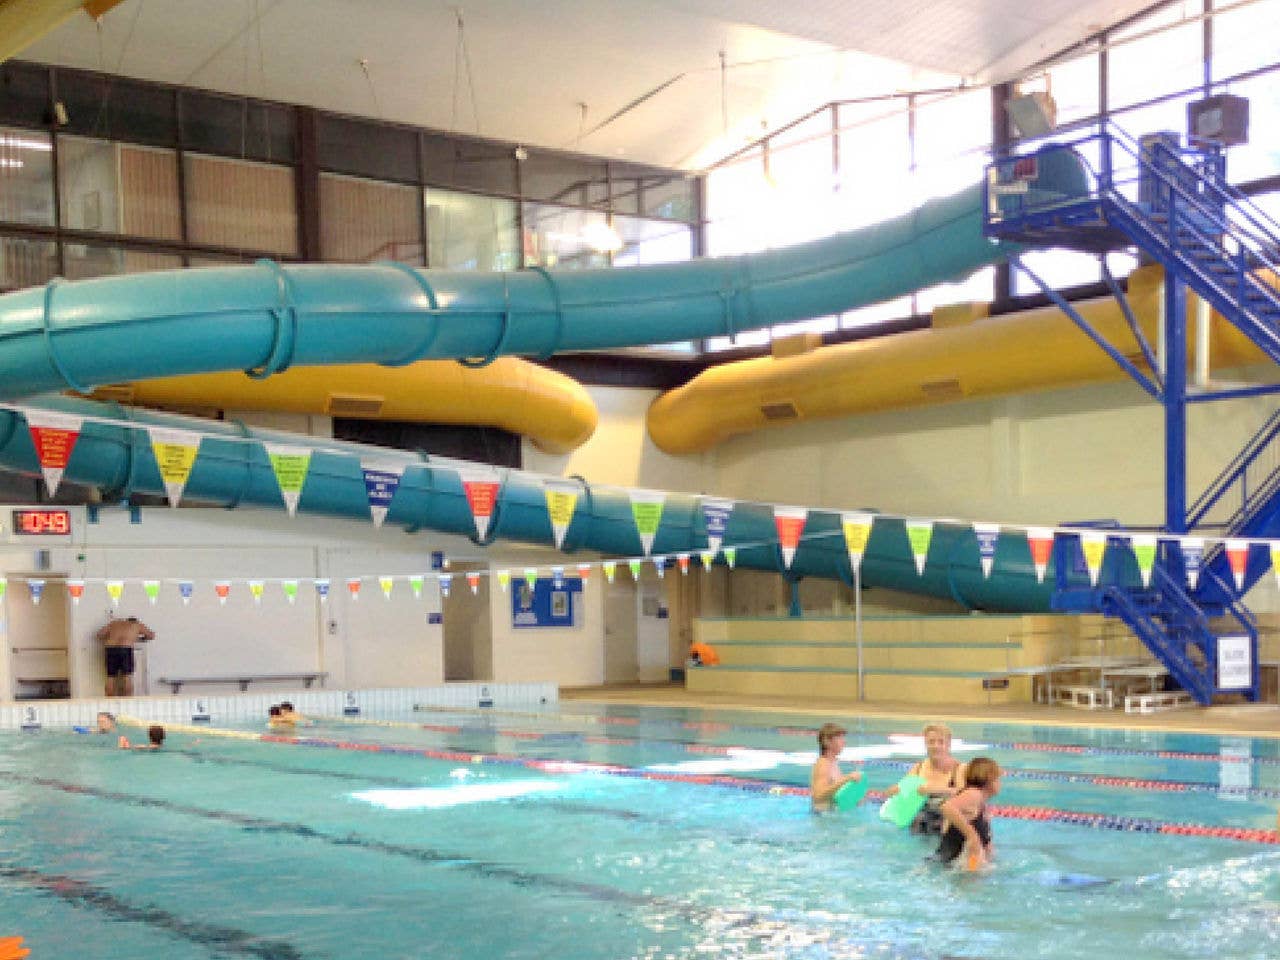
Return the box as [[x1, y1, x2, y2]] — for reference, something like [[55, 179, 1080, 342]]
[[512, 577, 582, 628]]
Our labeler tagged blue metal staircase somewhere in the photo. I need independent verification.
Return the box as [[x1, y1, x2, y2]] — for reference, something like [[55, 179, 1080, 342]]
[[984, 123, 1280, 703]]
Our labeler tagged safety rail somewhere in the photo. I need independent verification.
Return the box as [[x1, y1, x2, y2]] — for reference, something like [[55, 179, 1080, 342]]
[[1187, 407, 1280, 532]]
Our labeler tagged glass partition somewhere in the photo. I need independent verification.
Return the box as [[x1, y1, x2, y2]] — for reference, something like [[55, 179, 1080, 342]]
[[0, 126, 54, 225], [521, 202, 610, 270], [424, 188, 519, 271], [58, 136, 181, 240]]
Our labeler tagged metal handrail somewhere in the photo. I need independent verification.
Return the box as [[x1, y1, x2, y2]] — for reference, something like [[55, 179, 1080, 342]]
[[1188, 407, 1280, 529]]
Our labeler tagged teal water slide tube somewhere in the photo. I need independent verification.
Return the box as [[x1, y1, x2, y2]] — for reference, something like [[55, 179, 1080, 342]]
[[0, 179, 1065, 611]]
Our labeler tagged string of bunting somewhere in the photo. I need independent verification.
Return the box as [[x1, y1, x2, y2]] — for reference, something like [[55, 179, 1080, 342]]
[[5, 404, 1277, 604]]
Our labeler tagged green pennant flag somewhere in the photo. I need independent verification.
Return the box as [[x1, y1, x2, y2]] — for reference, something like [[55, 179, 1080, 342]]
[[265, 443, 313, 517], [628, 558, 642, 580], [905, 519, 934, 576], [629, 490, 666, 555], [1132, 535, 1157, 588], [282, 580, 298, 604]]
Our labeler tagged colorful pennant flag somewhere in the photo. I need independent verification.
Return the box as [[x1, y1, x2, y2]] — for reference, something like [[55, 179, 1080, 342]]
[[315, 578, 330, 603], [346, 577, 362, 601], [524, 568, 538, 589], [144, 580, 160, 606], [1081, 531, 1107, 587], [265, 443, 313, 517], [439, 573, 452, 598], [629, 490, 666, 555], [0, 578, 6, 602], [973, 523, 1000, 579], [283, 580, 298, 604], [1226, 539, 1250, 592], [544, 479, 581, 550], [379, 576, 395, 600], [677, 553, 690, 576], [497, 569, 511, 592], [723, 546, 737, 570], [460, 467, 502, 540], [841, 511, 875, 576], [1026, 528, 1055, 583], [1181, 537, 1204, 590], [179, 580, 194, 606], [249, 580, 265, 605], [467, 572, 481, 594], [409, 575, 424, 600], [28, 579, 44, 605], [774, 506, 808, 569], [700, 497, 734, 556], [106, 580, 124, 607], [361, 463, 405, 528], [700, 550, 715, 571], [628, 558, 642, 580], [602, 561, 617, 584], [148, 426, 202, 507], [654, 556, 667, 579], [23, 408, 83, 497], [67, 579, 84, 605], [576, 562, 591, 582], [1132, 535, 1157, 588], [215, 580, 231, 606], [551, 565, 565, 588], [1272, 544, 1280, 590], [905, 518, 934, 577]]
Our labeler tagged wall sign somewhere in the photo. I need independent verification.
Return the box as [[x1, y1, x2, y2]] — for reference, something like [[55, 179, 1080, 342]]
[[512, 577, 581, 629], [1217, 634, 1252, 690]]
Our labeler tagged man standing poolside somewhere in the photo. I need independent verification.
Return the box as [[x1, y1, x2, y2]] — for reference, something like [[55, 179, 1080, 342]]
[[96, 616, 155, 696]]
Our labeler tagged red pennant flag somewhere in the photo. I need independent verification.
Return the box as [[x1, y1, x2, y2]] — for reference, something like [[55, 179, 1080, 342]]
[[1026, 528, 1055, 583], [773, 506, 808, 569], [24, 408, 83, 497], [1226, 539, 1250, 591], [460, 468, 501, 540], [346, 577, 362, 601], [577, 562, 591, 581]]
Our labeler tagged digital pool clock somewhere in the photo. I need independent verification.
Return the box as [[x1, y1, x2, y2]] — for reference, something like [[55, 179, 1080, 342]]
[[11, 508, 72, 536]]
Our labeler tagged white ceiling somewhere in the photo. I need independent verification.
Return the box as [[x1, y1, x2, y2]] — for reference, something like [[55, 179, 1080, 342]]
[[18, 0, 1159, 169]]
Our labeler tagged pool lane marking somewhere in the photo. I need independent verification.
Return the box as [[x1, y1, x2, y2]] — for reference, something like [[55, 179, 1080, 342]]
[[314, 715, 1280, 802], [0, 862, 307, 960], [409, 704, 1280, 766]]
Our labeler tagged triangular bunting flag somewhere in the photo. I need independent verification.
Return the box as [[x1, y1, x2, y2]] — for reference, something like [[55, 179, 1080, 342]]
[[67, 579, 84, 605], [524, 568, 538, 589], [1181, 538, 1204, 590], [361, 463, 405, 528], [602, 561, 617, 584], [23, 408, 83, 497], [265, 443, 313, 517], [1226, 539, 1250, 592], [346, 577, 362, 601], [439, 573, 452, 598], [467, 572, 481, 594], [723, 546, 737, 569], [700, 497, 734, 556], [179, 580, 194, 606], [629, 490, 666, 555], [106, 580, 124, 607], [774, 506, 808, 569], [654, 556, 667, 579], [551, 565, 565, 588], [905, 518, 934, 577], [28, 579, 45, 605], [577, 562, 591, 582], [841, 511, 875, 576], [249, 580, 265, 606], [148, 426, 202, 507], [628, 558, 642, 580], [460, 467, 502, 541], [379, 576, 395, 600], [143, 580, 160, 606], [409, 575, 424, 599], [677, 553, 690, 576], [1132, 535, 1157, 589], [497, 570, 511, 592], [283, 580, 298, 604], [1081, 531, 1107, 587], [973, 523, 1000, 579], [543, 479, 581, 550], [215, 580, 231, 606], [0, 578, 6, 602], [315, 578, 331, 603], [700, 550, 715, 571], [1272, 544, 1280, 590], [1026, 528, 1055, 583]]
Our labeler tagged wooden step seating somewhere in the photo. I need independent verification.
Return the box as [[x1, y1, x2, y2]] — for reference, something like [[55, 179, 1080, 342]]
[[685, 614, 1108, 706]]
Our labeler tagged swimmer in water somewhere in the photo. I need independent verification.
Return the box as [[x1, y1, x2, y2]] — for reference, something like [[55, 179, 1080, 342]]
[[937, 757, 1000, 869], [810, 722, 863, 812]]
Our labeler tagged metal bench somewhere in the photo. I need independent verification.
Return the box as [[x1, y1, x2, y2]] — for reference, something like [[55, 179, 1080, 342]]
[[1055, 684, 1114, 710], [1124, 690, 1194, 714], [156, 672, 328, 694]]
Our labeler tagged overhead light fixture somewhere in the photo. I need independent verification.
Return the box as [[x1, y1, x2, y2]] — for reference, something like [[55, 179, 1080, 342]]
[[0, 136, 51, 152]]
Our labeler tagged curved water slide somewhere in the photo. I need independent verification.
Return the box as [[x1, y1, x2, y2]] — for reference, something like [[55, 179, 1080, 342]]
[[0, 179, 1067, 611]]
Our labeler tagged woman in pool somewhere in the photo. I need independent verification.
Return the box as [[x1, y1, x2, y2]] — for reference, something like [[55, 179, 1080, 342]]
[[810, 722, 863, 812], [886, 722, 968, 834]]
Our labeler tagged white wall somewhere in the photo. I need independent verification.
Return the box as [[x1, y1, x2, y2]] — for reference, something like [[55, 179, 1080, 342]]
[[487, 565, 605, 686]]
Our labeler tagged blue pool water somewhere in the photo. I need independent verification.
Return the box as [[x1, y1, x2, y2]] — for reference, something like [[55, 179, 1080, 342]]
[[4, 704, 1280, 959]]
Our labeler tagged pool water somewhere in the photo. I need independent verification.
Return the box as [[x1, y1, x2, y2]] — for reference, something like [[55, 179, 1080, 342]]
[[4, 704, 1280, 960]]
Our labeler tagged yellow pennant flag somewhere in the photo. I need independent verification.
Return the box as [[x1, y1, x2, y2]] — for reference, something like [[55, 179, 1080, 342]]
[[149, 427, 202, 507], [543, 479, 580, 550]]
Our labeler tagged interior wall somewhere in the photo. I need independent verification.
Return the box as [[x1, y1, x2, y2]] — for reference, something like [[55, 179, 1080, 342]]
[[487, 569, 604, 686]]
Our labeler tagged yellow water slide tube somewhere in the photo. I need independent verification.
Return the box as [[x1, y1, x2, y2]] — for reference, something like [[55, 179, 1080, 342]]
[[647, 265, 1275, 454], [0, 0, 123, 63], [96, 357, 599, 455]]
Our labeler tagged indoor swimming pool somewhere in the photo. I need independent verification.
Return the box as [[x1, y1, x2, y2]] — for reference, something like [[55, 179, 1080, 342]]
[[3, 703, 1279, 959]]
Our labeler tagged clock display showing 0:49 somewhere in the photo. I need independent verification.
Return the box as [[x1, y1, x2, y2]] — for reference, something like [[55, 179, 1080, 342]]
[[12, 509, 72, 536]]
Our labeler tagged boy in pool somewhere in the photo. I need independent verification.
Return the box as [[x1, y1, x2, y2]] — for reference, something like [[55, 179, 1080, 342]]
[[810, 722, 863, 812], [118, 725, 165, 750], [267, 705, 293, 730], [279, 702, 313, 726], [937, 756, 1000, 868]]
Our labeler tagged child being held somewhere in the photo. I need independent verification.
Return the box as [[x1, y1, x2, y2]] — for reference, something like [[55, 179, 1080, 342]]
[[936, 756, 1000, 868]]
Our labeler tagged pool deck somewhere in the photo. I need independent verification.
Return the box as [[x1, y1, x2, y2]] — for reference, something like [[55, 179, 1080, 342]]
[[563, 683, 1280, 739]]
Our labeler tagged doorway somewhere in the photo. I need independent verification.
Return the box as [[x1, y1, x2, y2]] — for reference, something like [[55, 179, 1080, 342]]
[[8, 576, 70, 700]]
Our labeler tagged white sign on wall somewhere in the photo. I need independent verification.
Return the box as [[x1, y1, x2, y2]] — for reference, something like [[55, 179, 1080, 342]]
[[1217, 634, 1252, 690]]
